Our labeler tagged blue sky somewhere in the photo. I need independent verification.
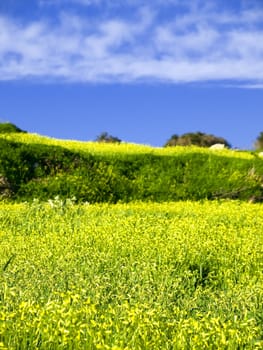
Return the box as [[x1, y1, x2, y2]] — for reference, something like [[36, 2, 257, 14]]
[[0, 0, 262, 149]]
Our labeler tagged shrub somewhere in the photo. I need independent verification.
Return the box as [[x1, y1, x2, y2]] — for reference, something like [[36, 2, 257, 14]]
[[164, 132, 231, 148], [0, 122, 26, 134], [95, 132, 121, 144], [254, 131, 263, 150]]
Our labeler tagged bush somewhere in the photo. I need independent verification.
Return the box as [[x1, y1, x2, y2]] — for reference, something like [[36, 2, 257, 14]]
[[164, 132, 231, 148], [254, 132, 263, 150], [95, 132, 121, 144], [0, 122, 26, 134]]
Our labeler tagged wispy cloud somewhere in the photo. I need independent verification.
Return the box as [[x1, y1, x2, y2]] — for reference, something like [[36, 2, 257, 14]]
[[39, 0, 183, 6], [1, 1, 263, 86]]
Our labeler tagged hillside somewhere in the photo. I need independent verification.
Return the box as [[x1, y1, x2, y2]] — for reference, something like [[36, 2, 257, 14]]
[[0, 132, 263, 202]]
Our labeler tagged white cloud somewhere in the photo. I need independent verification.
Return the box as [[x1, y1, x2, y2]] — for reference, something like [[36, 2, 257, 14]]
[[1, 2, 263, 86], [38, 0, 182, 6]]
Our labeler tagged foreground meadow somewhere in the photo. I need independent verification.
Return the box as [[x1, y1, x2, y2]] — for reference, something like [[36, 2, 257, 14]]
[[1, 200, 263, 349]]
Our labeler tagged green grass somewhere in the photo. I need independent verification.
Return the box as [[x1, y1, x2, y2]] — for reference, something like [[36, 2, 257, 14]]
[[1, 132, 263, 203], [1, 200, 263, 349]]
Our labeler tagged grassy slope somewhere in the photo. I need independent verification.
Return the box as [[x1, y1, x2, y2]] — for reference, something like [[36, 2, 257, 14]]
[[0, 132, 263, 202]]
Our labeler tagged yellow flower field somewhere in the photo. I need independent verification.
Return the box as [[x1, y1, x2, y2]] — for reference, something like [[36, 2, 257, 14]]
[[1, 200, 263, 349]]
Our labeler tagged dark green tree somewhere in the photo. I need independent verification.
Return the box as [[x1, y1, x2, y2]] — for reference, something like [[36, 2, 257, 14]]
[[95, 132, 121, 144], [164, 131, 231, 148]]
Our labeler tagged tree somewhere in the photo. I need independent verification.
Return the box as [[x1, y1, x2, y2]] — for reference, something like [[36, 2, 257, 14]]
[[254, 132, 263, 150], [95, 132, 121, 144], [164, 134, 179, 147], [0, 122, 26, 134], [164, 131, 231, 148]]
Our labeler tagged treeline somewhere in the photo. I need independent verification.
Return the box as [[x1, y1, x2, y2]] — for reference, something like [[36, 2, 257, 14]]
[[96, 131, 263, 150], [0, 126, 263, 203]]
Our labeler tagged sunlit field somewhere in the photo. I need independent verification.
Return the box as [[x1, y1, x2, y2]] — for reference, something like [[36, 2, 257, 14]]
[[0, 132, 255, 159], [1, 200, 263, 349]]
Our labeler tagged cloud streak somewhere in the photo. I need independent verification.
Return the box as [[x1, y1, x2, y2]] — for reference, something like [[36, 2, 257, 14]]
[[1, 1, 263, 86]]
